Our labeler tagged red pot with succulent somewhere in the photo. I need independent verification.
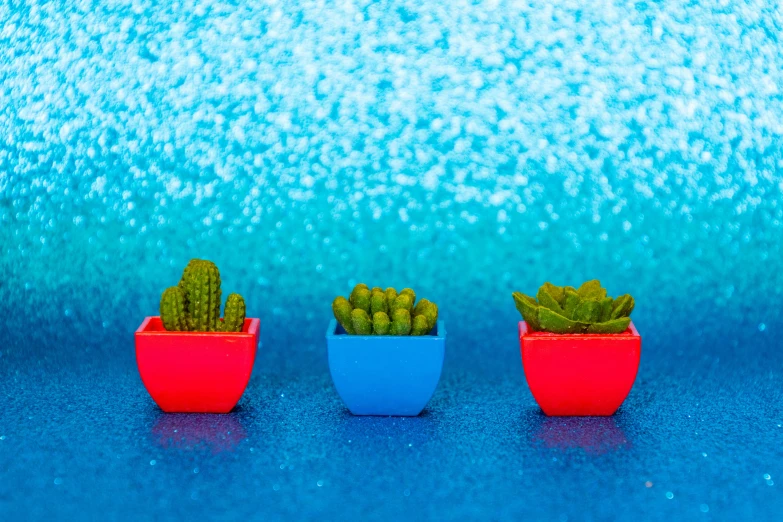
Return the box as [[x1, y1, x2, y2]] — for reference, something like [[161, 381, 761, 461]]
[[513, 280, 640, 416], [135, 259, 259, 413]]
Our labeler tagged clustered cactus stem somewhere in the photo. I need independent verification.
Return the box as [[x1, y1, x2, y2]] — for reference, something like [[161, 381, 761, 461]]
[[333, 284, 438, 336], [513, 280, 634, 334], [159, 259, 247, 333]]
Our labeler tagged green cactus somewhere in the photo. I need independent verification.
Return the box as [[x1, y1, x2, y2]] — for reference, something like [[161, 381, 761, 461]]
[[370, 290, 388, 316], [350, 284, 371, 314], [184, 260, 222, 332], [390, 293, 412, 314], [332, 284, 438, 336], [373, 312, 391, 335], [411, 314, 430, 335], [332, 296, 355, 334], [160, 286, 189, 331], [158, 259, 248, 333], [351, 308, 373, 335], [390, 309, 412, 335], [220, 293, 246, 332], [513, 280, 634, 334]]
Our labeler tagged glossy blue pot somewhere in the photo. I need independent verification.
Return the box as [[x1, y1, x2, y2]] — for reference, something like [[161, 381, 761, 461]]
[[326, 319, 446, 416]]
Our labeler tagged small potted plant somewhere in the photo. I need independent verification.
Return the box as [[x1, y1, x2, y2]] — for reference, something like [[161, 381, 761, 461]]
[[135, 259, 260, 413], [513, 280, 640, 416], [326, 284, 445, 416]]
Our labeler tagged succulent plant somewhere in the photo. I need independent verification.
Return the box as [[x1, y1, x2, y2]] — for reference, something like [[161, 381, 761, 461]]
[[332, 284, 438, 336], [513, 280, 634, 334], [159, 259, 246, 333]]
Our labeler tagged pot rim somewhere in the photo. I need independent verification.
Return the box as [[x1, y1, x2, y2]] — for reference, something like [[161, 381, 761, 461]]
[[136, 316, 260, 337], [325, 319, 446, 340]]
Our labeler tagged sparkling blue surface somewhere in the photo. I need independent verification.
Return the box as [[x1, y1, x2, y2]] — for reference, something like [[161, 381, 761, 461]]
[[1, 0, 783, 519]]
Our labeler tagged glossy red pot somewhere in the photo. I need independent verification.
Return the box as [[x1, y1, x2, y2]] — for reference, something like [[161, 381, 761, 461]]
[[519, 321, 641, 416], [135, 317, 260, 413]]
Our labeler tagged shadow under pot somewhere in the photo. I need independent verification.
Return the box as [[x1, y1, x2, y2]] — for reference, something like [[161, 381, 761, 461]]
[[518, 321, 641, 416], [326, 319, 446, 416], [135, 317, 260, 413]]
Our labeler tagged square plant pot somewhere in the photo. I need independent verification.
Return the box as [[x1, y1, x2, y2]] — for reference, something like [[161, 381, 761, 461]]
[[135, 317, 260, 413], [326, 319, 446, 416], [519, 321, 641, 416]]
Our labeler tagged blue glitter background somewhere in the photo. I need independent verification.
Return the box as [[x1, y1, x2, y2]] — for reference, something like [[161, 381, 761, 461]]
[[1, 0, 782, 519]]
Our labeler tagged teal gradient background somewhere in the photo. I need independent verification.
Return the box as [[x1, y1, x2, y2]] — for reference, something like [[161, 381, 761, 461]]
[[1, 0, 782, 519]]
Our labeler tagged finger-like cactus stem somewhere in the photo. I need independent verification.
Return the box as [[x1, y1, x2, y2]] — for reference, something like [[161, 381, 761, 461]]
[[390, 309, 412, 335], [385, 287, 398, 305], [184, 260, 222, 332], [160, 286, 189, 331], [350, 285, 371, 314], [390, 294, 412, 314], [332, 296, 355, 334], [372, 312, 391, 335], [221, 293, 246, 332], [370, 290, 388, 316], [413, 298, 438, 330], [411, 314, 431, 335], [351, 309, 373, 335], [400, 288, 416, 306]]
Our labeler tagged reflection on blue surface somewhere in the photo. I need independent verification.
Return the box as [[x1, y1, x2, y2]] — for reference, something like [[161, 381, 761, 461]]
[[1, 0, 782, 520]]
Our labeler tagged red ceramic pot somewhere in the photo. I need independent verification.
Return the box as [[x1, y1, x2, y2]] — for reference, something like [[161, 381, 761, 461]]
[[519, 321, 641, 416], [135, 317, 260, 413]]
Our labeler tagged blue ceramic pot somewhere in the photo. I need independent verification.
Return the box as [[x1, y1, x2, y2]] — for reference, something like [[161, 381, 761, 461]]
[[326, 319, 446, 416]]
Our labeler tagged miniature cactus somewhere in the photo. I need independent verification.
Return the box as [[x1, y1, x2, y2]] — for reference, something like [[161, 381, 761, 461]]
[[513, 280, 634, 334], [158, 259, 248, 333], [351, 308, 373, 335], [332, 296, 355, 334], [332, 283, 438, 336], [160, 286, 188, 331], [220, 293, 246, 332]]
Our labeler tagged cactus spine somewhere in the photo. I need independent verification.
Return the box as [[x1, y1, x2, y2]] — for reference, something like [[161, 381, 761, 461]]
[[158, 259, 247, 333], [332, 283, 438, 336]]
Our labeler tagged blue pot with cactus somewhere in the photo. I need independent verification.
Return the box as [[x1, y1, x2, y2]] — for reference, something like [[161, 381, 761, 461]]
[[327, 284, 445, 416]]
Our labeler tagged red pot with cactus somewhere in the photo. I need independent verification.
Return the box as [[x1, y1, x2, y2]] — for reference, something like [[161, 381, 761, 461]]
[[513, 280, 641, 416], [135, 259, 259, 413]]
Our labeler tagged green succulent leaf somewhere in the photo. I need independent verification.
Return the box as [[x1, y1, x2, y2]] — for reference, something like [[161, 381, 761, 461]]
[[537, 285, 565, 314], [611, 294, 635, 319], [573, 299, 602, 323], [587, 317, 631, 334], [599, 296, 614, 322], [538, 307, 588, 334], [577, 279, 606, 300], [563, 288, 581, 320], [541, 282, 565, 307], [512, 292, 541, 331]]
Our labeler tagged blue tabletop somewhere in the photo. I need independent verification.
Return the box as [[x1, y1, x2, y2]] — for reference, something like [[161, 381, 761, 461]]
[[1, 1, 782, 520]]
